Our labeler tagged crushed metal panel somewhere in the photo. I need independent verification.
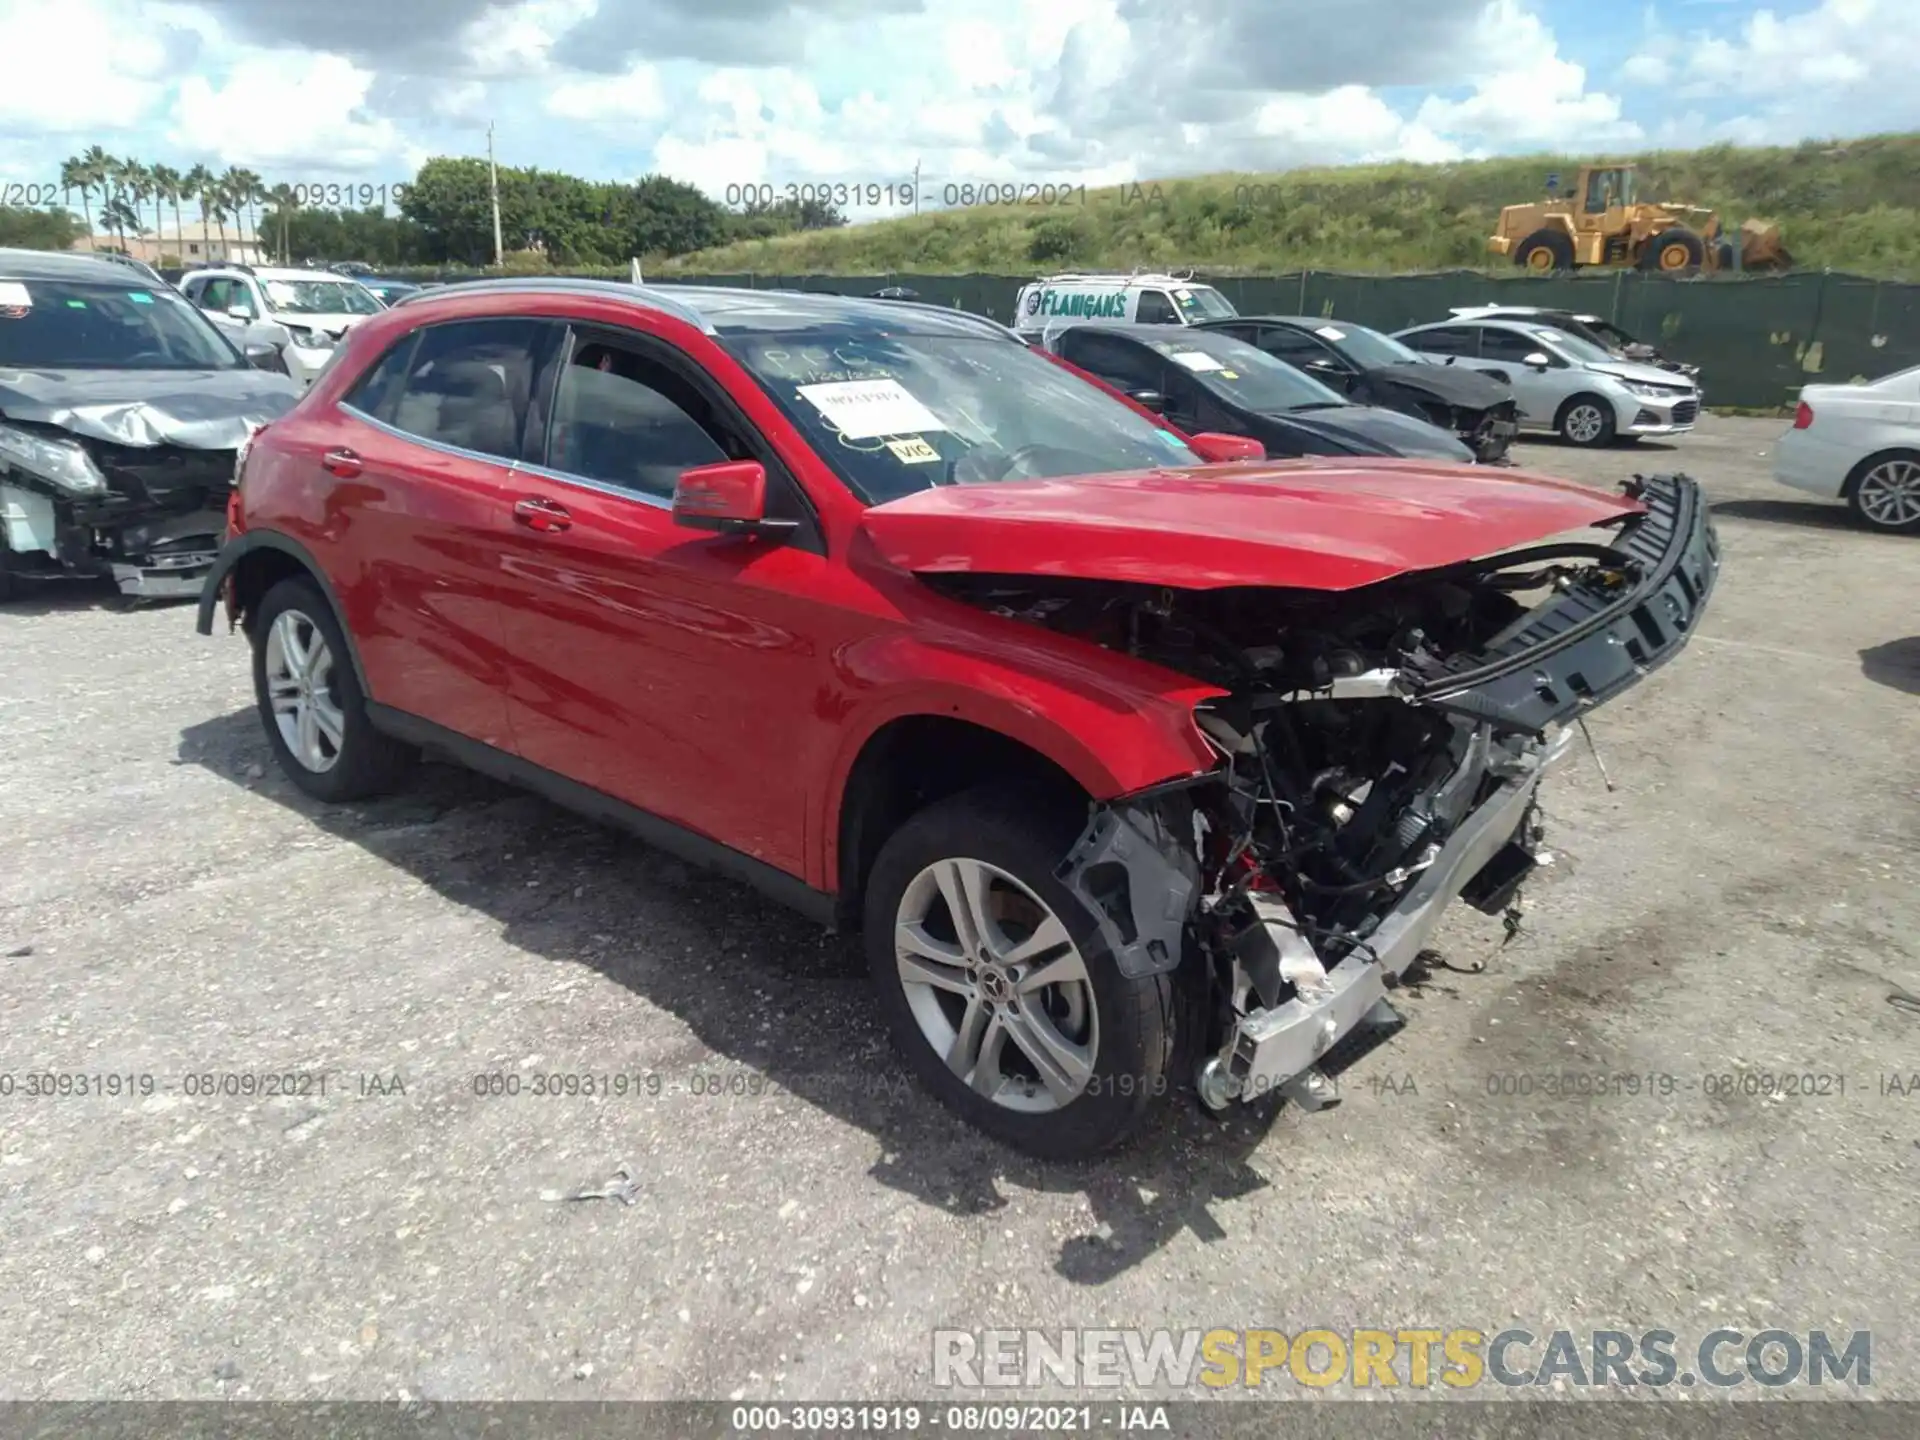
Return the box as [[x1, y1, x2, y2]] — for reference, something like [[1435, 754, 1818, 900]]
[[1055, 800, 1200, 979]]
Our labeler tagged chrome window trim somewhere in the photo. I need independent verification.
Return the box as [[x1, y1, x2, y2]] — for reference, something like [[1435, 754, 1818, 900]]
[[336, 402, 676, 512]]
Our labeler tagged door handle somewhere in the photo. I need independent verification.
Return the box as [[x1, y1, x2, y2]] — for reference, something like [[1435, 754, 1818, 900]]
[[513, 495, 572, 533], [321, 447, 361, 478]]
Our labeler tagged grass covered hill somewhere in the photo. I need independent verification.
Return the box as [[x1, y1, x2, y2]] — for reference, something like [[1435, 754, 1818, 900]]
[[658, 133, 1920, 278]]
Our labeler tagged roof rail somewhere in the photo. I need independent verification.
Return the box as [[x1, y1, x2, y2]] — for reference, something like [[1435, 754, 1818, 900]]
[[386, 275, 716, 333]]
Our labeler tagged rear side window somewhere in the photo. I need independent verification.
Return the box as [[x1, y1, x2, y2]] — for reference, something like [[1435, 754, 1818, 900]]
[[1134, 291, 1178, 324], [380, 318, 562, 463], [1059, 330, 1163, 392], [1404, 326, 1480, 357], [1254, 327, 1330, 361]]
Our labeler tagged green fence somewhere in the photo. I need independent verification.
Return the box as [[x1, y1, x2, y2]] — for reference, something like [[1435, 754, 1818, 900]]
[[414, 268, 1920, 409]]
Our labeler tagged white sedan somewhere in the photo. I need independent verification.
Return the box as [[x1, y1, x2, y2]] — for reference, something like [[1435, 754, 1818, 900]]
[[1773, 365, 1920, 533]]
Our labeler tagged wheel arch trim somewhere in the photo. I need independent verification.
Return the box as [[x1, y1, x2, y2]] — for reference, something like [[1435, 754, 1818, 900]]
[[195, 529, 372, 698]]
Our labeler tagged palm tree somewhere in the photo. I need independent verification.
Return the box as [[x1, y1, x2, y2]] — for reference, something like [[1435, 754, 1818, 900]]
[[218, 166, 264, 258], [101, 155, 139, 251], [183, 164, 213, 257], [266, 183, 299, 263], [150, 164, 183, 260], [75, 145, 113, 248], [123, 160, 155, 255], [60, 157, 94, 244], [99, 193, 143, 252]]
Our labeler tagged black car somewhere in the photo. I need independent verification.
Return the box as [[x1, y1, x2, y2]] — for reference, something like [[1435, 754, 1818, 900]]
[[1043, 323, 1478, 464], [1192, 315, 1521, 463], [0, 249, 304, 602]]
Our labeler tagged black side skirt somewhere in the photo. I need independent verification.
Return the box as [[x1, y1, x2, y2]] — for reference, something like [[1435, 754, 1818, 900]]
[[366, 703, 838, 929]]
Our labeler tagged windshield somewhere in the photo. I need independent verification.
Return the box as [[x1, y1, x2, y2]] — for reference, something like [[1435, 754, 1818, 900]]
[[0, 277, 245, 370], [724, 330, 1204, 505], [1169, 285, 1237, 321], [262, 278, 384, 316], [1148, 331, 1348, 412], [1530, 326, 1615, 365], [1307, 321, 1423, 368]]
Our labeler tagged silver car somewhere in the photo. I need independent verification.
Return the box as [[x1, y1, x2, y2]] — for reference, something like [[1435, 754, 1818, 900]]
[[1393, 318, 1700, 447]]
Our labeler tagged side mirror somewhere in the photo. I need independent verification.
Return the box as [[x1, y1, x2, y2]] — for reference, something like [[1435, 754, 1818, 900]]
[[1187, 432, 1265, 464], [1524, 351, 1552, 369], [1128, 389, 1166, 413], [243, 341, 287, 374], [671, 460, 797, 538], [227, 305, 254, 321]]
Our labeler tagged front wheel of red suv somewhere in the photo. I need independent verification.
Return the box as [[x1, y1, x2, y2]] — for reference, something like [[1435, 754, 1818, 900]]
[[251, 577, 416, 802], [863, 787, 1177, 1159]]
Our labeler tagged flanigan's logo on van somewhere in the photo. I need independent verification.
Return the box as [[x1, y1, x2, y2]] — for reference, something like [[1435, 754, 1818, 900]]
[[1034, 288, 1129, 319]]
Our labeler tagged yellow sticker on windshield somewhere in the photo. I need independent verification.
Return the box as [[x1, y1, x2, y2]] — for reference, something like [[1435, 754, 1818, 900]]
[[886, 437, 941, 464], [1220, 370, 1238, 379]]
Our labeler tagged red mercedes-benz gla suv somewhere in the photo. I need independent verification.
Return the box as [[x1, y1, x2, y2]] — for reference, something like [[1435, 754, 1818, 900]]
[[198, 280, 1718, 1157]]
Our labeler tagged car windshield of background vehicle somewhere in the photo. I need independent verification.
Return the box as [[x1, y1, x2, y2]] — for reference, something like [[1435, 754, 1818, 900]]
[[1315, 322, 1424, 368], [1170, 285, 1237, 320], [264, 279, 385, 316], [0, 278, 245, 370], [724, 330, 1204, 504], [1533, 327, 1615, 365], [1150, 331, 1348, 412]]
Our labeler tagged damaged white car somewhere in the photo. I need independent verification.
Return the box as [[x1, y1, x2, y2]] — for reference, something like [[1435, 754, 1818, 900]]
[[0, 249, 303, 602]]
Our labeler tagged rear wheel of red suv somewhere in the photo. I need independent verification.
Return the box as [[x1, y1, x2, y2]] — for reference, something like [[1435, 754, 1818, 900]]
[[251, 577, 416, 802], [862, 787, 1176, 1159]]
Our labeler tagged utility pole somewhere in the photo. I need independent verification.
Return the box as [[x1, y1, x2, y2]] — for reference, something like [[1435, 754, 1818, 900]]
[[487, 120, 504, 267]]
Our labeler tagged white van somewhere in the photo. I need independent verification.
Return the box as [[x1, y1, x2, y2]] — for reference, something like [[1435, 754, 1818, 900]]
[[1013, 272, 1239, 336]]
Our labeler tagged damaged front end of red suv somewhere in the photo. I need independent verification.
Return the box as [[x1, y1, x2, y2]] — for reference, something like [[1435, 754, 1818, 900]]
[[872, 469, 1718, 1113]]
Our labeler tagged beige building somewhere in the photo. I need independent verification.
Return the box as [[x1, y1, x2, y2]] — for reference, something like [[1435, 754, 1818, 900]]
[[70, 232, 267, 266]]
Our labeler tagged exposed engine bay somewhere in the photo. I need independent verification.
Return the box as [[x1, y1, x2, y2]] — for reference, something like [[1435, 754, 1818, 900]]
[[925, 473, 1719, 1111]]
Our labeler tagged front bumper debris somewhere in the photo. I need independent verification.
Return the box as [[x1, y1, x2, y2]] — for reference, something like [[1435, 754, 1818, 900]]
[[1200, 472, 1717, 1107]]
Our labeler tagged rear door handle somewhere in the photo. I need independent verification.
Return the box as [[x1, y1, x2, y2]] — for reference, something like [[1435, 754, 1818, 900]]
[[321, 447, 361, 478], [513, 495, 572, 533]]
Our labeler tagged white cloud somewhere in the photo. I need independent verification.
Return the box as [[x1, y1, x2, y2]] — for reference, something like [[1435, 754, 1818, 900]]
[[462, 0, 596, 78], [1622, 0, 1920, 138], [1415, 0, 1640, 150], [545, 64, 669, 125], [0, 0, 172, 132], [170, 52, 407, 170]]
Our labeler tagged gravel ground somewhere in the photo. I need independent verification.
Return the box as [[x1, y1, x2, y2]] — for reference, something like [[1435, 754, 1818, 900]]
[[1, 415, 1916, 1406]]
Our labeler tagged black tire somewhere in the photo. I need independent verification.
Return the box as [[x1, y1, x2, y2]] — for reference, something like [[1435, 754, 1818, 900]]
[[1514, 229, 1574, 273], [1843, 450, 1920, 535], [1556, 393, 1618, 448], [0, 536, 14, 604], [1713, 238, 1737, 270], [862, 786, 1177, 1159], [251, 576, 416, 802], [1641, 227, 1705, 273]]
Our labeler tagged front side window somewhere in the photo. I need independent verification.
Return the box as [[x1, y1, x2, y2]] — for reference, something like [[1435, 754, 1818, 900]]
[[1403, 326, 1480, 357], [381, 318, 561, 462], [1480, 328, 1555, 364], [0, 277, 246, 370], [545, 338, 732, 500], [1134, 291, 1179, 324], [724, 328, 1202, 505], [1058, 330, 1164, 392]]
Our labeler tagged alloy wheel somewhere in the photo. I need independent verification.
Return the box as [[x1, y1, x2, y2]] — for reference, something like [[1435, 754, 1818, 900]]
[[1855, 459, 1920, 530], [1565, 404, 1607, 444], [893, 857, 1098, 1113], [264, 608, 346, 772]]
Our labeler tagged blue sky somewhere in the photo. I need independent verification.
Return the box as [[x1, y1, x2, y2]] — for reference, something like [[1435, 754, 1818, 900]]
[[0, 0, 1911, 227]]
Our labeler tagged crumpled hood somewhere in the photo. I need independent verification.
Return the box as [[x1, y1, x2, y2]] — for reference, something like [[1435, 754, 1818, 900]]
[[279, 313, 366, 341], [1590, 358, 1698, 389], [1367, 361, 1512, 409], [0, 366, 303, 448], [861, 459, 1644, 592]]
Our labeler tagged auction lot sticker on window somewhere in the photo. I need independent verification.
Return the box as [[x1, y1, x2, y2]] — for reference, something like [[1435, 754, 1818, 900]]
[[799, 379, 947, 439]]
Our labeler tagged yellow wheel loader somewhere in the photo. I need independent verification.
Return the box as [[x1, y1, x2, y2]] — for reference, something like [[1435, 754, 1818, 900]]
[[1488, 163, 1790, 275]]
